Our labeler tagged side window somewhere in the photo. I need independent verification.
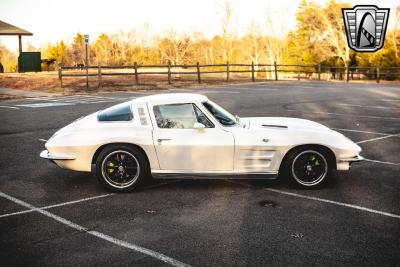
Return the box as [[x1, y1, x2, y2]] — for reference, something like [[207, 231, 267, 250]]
[[153, 103, 214, 129], [154, 104, 197, 129], [98, 102, 133, 121], [193, 105, 214, 128]]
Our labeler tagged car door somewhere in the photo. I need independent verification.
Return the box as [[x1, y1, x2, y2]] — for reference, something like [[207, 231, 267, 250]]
[[150, 103, 234, 171]]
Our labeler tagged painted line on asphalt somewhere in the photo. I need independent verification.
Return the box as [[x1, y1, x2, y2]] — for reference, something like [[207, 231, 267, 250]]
[[0, 105, 20, 110], [363, 158, 400, 166], [225, 180, 400, 219], [286, 109, 400, 120], [25, 95, 86, 101], [201, 90, 240, 94], [0, 191, 191, 267], [243, 87, 278, 91], [17, 102, 76, 108], [331, 128, 390, 136], [264, 188, 400, 219], [338, 103, 400, 110], [0, 180, 182, 219], [381, 99, 400, 102], [86, 95, 124, 100], [356, 134, 400, 144], [0, 193, 114, 219]]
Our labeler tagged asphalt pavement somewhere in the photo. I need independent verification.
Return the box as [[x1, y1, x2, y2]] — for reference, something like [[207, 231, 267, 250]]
[[0, 81, 399, 266]]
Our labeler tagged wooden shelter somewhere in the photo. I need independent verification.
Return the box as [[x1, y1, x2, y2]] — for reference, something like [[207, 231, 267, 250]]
[[0, 20, 32, 54]]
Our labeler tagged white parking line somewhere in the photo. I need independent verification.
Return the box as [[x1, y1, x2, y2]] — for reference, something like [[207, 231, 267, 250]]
[[381, 99, 400, 102], [264, 188, 400, 219], [364, 158, 400, 166], [0, 191, 190, 267], [338, 103, 400, 110], [201, 90, 240, 94], [0, 193, 114, 219], [17, 102, 75, 108], [15, 95, 126, 108], [286, 109, 400, 120], [0, 180, 182, 219], [225, 180, 400, 219], [0, 105, 20, 110], [331, 128, 390, 136], [356, 134, 400, 144]]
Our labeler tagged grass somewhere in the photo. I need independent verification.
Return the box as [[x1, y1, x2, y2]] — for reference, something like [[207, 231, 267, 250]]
[[0, 71, 398, 100]]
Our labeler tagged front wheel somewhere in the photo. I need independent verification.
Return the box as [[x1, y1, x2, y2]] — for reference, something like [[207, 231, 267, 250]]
[[283, 148, 332, 188], [95, 145, 149, 192]]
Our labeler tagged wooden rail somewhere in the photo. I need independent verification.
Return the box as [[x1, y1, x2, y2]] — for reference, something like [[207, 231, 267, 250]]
[[58, 61, 400, 88]]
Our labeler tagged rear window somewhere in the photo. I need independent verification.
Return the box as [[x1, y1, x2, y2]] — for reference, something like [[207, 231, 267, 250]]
[[98, 102, 133, 121]]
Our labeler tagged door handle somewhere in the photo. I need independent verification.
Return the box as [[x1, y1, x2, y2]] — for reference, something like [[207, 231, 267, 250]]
[[262, 138, 269, 143], [157, 138, 171, 144]]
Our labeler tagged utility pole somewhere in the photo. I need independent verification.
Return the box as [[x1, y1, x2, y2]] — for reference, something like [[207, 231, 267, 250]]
[[84, 34, 89, 89]]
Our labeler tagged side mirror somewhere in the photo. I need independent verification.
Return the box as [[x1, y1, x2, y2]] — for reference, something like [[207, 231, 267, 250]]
[[193, 122, 206, 130]]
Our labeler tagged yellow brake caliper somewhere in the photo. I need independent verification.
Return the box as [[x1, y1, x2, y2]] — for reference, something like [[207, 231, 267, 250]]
[[311, 155, 320, 166], [107, 161, 115, 173]]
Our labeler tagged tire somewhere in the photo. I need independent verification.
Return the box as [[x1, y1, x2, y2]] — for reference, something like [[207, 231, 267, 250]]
[[95, 145, 149, 192], [282, 147, 332, 188]]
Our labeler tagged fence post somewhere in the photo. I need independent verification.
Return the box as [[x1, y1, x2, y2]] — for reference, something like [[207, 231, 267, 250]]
[[196, 62, 201, 83], [376, 67, 380, 83], [297, 64, 300, 81], [134, 62, 139, 84], [346, 66, 349, 82], [98, 65, 102, 88], [58, 66, 63, 88], [274, 61, 278, 81], [226, 61, 230, 81], [251, 61, 255, 82], [167, 61, 171, 84], [318, 65, 321, 81]]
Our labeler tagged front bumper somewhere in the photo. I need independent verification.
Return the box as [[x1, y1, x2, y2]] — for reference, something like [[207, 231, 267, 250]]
[[337, 154, 364, 170], [40, 150, 76, 160]]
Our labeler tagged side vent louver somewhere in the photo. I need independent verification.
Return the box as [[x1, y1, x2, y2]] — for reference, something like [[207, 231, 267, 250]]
[[262, 124, 288, 129]]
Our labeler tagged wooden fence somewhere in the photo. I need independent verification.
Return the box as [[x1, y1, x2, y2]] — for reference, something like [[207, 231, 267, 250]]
[[58, 62, 400, 88]]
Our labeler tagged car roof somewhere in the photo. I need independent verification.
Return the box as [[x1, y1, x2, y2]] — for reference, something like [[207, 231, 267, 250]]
[[131, 93, 208, 105]]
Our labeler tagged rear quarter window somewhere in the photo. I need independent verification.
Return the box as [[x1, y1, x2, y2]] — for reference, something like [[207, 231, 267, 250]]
[[98, 102, 133, 121]]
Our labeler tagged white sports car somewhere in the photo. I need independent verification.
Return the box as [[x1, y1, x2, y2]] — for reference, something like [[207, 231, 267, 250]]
[[40, 93, 363, 192]]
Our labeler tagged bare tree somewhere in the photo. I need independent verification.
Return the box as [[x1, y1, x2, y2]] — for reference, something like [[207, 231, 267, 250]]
[[220, 1, 234, 62], [394, 5, 400, 58], [157, 31, 192, 65], [262, 12, 288, 78], [319, 3, 350, 67]]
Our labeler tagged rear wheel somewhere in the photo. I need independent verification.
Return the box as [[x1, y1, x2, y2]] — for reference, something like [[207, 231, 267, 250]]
[[283, 147, 332, 188], [95, 145, 149, 192]]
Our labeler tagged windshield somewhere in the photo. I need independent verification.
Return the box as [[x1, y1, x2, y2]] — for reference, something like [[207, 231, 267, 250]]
[[202, 101, 238, 126]]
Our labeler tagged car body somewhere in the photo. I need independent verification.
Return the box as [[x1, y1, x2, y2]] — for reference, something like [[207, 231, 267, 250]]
[[40, 93, 363, 191]]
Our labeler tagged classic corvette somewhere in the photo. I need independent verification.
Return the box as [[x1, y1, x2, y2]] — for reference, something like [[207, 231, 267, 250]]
[[40, 93, 363, 191]]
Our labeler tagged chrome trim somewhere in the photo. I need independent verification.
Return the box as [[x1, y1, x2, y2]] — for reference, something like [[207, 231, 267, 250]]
[[151, 171, 278, 180], [261, 124, 288, 129], [339, 155, 364, 162], [157, 138, 171, 143], [40, 150, 76, 160]]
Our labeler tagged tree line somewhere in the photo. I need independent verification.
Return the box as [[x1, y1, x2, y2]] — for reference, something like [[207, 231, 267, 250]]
[[0, 0, 399, 73]]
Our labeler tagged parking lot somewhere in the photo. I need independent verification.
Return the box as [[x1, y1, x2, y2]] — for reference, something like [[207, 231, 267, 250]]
[[0, 81, 399, 266]]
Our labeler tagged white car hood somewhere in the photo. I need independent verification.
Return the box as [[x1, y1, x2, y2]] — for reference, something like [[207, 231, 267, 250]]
[[244, 117, 332, 132]]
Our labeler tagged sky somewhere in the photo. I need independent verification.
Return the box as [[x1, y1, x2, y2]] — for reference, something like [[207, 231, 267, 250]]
[[0, 0, 399, 52]]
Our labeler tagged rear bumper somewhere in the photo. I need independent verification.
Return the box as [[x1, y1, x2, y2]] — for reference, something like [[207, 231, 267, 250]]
[[40, 150, 75, 160]]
